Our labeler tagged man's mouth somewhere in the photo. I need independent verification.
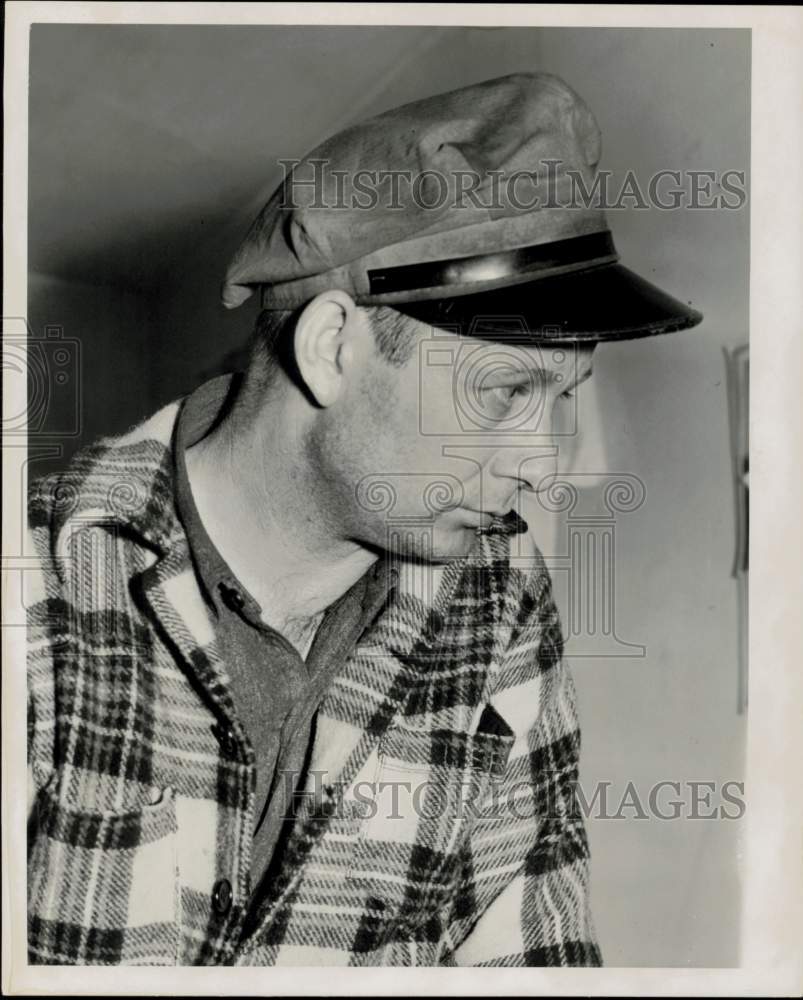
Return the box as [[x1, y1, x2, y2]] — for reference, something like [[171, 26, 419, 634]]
[[465, 507, 529, 536], [463, 506, 515, 528]]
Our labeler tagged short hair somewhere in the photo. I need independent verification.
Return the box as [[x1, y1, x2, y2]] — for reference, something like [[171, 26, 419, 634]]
[[248, 303, 420, 388]]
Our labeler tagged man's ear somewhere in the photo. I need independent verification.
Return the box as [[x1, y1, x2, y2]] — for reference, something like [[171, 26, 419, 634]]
[[293, 289, 358, 407]]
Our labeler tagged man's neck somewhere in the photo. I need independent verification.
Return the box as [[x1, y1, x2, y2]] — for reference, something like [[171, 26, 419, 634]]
[[184, 402, 378, 630]]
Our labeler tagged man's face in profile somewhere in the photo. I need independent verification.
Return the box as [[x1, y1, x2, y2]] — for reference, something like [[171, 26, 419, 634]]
[[316, 318, 596, 562]]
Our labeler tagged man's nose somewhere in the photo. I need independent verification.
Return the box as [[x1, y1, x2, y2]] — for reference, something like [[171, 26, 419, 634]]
[[490, 442, 560, 495]]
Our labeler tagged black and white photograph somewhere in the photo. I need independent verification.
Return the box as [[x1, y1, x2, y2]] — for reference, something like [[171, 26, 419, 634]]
[[3, 3, 801, 994]]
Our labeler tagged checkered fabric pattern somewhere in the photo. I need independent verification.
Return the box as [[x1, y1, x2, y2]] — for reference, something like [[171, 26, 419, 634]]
[[26, 393, 601, 966]]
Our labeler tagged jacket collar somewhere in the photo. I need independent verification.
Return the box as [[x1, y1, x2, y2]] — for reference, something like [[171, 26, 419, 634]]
[[43, 396, 187, 558]]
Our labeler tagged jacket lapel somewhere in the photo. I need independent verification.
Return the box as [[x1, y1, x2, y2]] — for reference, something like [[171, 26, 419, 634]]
[[302, 555, 467, 794], [290, 528, 519, 826], [136, 536, 238, 727]]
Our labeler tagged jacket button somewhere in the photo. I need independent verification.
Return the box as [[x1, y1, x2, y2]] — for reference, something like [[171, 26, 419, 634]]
[[220, 584, 245, 612], [427, 610, 445, 637], [211, 723, 237, 756], [212, 878, 233, 916]]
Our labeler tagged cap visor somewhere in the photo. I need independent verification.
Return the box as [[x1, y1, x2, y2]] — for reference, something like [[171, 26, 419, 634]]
[[392, 263, 703, 343]]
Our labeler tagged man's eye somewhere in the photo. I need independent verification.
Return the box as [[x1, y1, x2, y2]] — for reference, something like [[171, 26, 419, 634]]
[[559, 389, 575, 400], [497, 385, 519, 404], [486, 383, 530, 406]]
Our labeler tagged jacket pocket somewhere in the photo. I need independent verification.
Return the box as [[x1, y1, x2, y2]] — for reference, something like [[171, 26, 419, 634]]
[[28, 779, 179, 965], [345, 723, 515, 943]]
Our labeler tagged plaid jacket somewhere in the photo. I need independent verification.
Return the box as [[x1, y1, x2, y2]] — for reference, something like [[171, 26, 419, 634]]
[[26, 392, 601, 967]]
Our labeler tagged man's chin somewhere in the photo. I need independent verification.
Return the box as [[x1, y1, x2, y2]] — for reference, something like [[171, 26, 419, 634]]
[[383, 523, 482, 563]]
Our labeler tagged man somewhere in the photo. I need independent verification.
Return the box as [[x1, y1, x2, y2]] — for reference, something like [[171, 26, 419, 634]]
[[26, 72, 701, 966]]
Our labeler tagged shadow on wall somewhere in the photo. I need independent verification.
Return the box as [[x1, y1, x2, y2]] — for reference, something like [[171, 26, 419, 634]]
[[25, 273, 160, 480]]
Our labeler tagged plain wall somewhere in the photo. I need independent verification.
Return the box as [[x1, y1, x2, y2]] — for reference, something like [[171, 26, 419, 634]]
[[27, 25, 749, 966]]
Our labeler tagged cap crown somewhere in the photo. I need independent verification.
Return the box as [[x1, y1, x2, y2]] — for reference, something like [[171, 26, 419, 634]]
[[222, 73, 608, 309]]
